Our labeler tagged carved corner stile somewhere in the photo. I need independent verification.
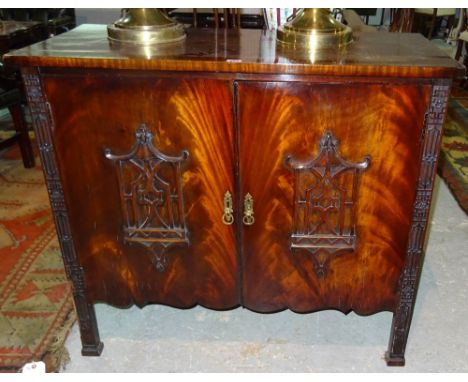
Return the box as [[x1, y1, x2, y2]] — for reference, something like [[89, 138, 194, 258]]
[[21, 67, 104, 356], [386, 79, 451, 366]]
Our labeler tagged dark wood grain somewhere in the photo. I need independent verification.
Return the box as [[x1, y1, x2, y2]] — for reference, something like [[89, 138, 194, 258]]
[[237, 80, 431, 315], [5, 24, 462, 78], [42, 72, 239, 309]]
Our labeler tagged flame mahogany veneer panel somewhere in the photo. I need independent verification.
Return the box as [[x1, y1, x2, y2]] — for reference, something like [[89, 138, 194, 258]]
[[42, 74, 432, 315], [238, 81, 431, 314], [42, 74, 239, 309]]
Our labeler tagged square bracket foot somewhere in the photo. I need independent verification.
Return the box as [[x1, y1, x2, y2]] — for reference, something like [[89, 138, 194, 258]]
[[81, 341, 104, 356], [385, 351, 405, 366]]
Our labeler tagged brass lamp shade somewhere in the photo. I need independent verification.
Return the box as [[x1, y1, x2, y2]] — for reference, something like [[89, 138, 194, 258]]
[[108, 9, 186, 45], [277, 8, 353, 49]]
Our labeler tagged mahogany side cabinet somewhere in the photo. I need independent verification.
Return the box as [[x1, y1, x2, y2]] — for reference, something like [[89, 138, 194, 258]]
[[5, 24, 462, 366]]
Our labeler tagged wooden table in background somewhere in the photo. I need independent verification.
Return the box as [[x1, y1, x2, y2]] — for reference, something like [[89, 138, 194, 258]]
[[0, 21, 47, 55]]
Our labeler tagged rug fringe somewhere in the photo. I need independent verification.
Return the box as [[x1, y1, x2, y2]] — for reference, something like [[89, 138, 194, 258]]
[[42, 305, 76, 373]]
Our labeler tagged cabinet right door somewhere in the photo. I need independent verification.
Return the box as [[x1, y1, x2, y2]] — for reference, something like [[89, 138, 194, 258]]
[[237, 80, 432, 314]]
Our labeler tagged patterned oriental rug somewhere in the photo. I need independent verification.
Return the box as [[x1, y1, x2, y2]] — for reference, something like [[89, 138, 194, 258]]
[[438, 84, 468, 215], [0, 138, 76, 373]]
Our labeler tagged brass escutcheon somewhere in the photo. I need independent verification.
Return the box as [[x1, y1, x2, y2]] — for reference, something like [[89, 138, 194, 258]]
[[243, 193, 255, 226], [222, 191, 234, 225]]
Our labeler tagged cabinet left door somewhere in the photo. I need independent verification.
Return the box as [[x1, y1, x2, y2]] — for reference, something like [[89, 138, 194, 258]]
[[41, 72, 239, 309]]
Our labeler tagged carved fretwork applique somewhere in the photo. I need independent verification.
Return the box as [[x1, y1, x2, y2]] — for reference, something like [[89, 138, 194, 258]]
[[105, 124, 190, 272], [285, 131, 370, 277]]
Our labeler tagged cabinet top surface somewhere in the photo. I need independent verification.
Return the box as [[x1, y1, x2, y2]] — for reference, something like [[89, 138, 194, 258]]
[[5, 24, 462, 78]]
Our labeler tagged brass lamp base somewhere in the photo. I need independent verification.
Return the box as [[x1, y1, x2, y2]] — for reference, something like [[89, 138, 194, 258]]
[[107, 8, 186, 45], [277, 8, 352, 49]]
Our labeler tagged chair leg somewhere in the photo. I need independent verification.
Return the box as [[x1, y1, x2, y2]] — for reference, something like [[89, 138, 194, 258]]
[[224, 9, 229, 29], [455, 40, 463, 61], [8, 104, 35, 168], [193, 8, 198, 28], [427, 8, 437, 39], [214, 9, 219, 28]]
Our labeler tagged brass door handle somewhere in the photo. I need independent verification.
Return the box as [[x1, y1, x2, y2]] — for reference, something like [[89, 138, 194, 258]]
[[222, 191, 234, 225], [243, 193, 255, 226]]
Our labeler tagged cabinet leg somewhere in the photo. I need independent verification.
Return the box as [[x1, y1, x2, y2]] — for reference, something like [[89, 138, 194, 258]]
[[385, 310, 409, 366], [385, 351, 405, 367], [8, 104, 35, 169], [73, 294, 104, 356]]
